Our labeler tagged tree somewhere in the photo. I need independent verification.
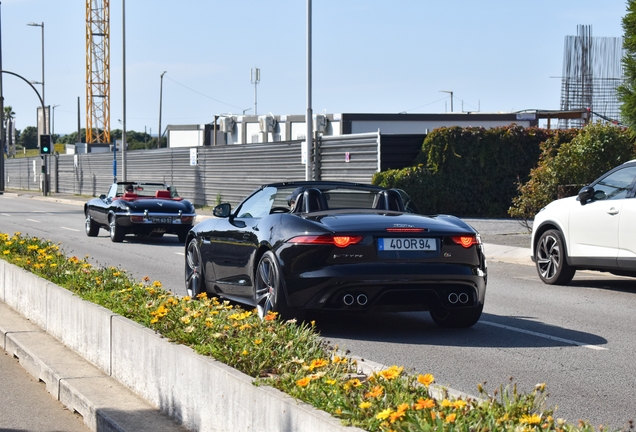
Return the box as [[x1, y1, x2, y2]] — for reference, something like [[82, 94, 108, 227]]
[[618, 0, 636, 128], [17, 126, 38, 149]]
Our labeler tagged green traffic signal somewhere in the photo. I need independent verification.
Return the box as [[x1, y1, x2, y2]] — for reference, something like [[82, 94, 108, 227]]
[[40, 135, 52, 155]]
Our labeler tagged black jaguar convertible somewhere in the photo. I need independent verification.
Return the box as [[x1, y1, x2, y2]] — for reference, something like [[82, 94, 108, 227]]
[[184, 181, 487, 327], [84, 182, 196, 243]]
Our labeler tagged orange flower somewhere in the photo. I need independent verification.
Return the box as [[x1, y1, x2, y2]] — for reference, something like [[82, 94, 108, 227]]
[[445, 413, 457, 423], [417, 373, 435, 387], [264, 311, 278, 321], [414, 398, 435, 410], [365, 386, 384, 399], [296, 377, 311, 387]]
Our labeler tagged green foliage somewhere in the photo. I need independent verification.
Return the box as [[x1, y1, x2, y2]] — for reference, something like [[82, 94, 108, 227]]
[[618, 0, 636, 128], [17, 126, 38, 149], [374, 125, 550, 217], [508, 123, 636, 220]]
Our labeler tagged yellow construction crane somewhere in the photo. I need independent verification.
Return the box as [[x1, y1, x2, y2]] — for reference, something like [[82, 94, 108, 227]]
[[86, 0, 110, 144]]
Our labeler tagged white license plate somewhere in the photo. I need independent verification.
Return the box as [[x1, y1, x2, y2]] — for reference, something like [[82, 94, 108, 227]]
[[152, 217, 173, 224], [378, 238, 436, 251]]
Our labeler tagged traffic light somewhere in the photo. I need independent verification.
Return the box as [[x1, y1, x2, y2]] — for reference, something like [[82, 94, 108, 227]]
[[40, 135, 52, 155]]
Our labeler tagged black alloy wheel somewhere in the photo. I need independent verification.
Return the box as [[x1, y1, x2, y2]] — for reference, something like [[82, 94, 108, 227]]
[[85, 214, 99, 237], [185, 238, 205, 298], [430, 305, 483, 328], [535, 229, 576, 285], [255, 251, 290, 320]]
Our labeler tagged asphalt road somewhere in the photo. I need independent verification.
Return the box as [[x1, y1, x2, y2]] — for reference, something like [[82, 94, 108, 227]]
[[1, 191, 635, 430]]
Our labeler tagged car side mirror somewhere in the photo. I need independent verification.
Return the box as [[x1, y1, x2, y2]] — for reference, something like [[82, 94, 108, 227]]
[[578, 186, 594, 205], [213, 203, 232, 218], [100, 194, 107, 200]]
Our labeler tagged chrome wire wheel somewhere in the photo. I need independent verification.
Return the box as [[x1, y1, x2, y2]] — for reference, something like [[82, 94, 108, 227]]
[[109, 216, 124, 242], [185, 238, 202, 298], [535, 229, 575, 285]]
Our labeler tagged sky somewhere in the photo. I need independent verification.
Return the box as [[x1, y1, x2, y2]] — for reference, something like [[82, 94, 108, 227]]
[[0, 0, 629, 136]]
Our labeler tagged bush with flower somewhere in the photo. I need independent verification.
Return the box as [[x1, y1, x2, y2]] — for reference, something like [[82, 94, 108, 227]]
[[0, 231, 621, 431]]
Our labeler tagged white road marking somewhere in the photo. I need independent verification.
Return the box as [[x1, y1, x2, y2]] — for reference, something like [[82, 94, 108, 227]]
[[61, 227, 80, 232], [480, 320, 608, 351], [1, 213, 10, 217], [26, 219, 41, 223], [174, 252, 185, 256]]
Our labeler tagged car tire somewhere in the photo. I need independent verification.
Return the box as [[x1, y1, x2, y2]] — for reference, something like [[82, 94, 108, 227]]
[[178, 231, 188, 243], [535, 229, 575, 285], [430, 305, 483, 328], [85, 214, 99, 237], [109, 216, 124, 243], [255, 251, 291, 320], [185, 238, 205, 298]]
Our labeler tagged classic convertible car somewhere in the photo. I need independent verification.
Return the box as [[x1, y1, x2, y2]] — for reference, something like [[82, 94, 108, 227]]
[[184, 181, 487, 327], [84, 182, 196, 243]]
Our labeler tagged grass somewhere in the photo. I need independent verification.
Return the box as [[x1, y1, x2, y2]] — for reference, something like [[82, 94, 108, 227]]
[[0, 231, 630, 432]]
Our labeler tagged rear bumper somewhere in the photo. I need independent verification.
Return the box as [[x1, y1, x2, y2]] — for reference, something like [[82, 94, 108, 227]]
[[282, 262, 487, 312]]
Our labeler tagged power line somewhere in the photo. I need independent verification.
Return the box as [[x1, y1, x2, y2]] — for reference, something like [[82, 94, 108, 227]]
[[165, 76, 244, 111]]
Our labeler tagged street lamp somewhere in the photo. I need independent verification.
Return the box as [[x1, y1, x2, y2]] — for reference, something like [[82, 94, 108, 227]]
[[439, 90, 453, 113], [51, 104, 59, 142], [158, 71, 166, 148], [27, 22, 45, 129]]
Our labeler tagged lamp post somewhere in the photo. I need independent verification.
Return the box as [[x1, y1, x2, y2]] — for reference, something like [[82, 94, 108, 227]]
[[158, 71, 166, 148], [439, 90, 453, 113], [27, 22, 45, 129], [51, 104, 59, 142]]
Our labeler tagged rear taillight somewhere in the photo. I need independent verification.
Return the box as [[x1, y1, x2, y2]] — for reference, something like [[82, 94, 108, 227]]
[[131, 215, 144, 223], [289, 235, 364, 248], [180, 216, 194, 223], [450, 235, 479, 248]]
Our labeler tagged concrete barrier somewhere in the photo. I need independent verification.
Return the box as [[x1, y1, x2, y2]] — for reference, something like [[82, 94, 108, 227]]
[[0, 260, 363, 432]]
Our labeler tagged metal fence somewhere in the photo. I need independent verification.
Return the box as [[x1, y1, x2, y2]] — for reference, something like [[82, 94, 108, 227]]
[[4, 132, 402, 207]]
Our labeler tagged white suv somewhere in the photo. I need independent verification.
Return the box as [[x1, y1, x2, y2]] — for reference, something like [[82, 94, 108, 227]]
[[531, 160, 636, 284]]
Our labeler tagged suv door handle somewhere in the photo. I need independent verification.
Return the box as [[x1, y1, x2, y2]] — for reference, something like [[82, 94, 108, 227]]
[[607, 207, 619, 215]]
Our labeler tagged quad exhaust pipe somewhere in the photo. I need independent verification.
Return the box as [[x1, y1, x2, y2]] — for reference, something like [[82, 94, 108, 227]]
[[448, 292, 469, 304], [342, 293, 368, 306]]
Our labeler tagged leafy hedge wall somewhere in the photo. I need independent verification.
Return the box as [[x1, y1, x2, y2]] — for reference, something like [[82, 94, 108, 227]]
[[508, 123, 636, 220], [373, 125, 551, 217]]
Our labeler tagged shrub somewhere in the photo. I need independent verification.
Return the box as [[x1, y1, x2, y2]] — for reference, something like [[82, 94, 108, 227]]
[[374, 125, 550, 217], [508, 123, 636, 221]]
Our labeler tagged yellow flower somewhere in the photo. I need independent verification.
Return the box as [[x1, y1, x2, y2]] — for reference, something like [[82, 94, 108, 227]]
[[152, 280, 162, 288], [253, 339, 262, 345], [196, 292, 207, 299], [417, 373, 435, 387], [241, 350, 248, 356], [375, 408, 393, 420], [325, 379, 337, 385], [296, 377, 311, 387], [180, 317, 191, 324], [308, 359, 328, 371], [113, 271, 121, 277], [2, 250, 9, 255], [377, 365, 403, 381], [452, 399, 467, 410], [445, 413, 457, 423], [520, 413, 542, 425], [49, 263, 57, 268], [441, 399, 452, 408], [414, 398, 435, 410], [359, 401, 371, 410]]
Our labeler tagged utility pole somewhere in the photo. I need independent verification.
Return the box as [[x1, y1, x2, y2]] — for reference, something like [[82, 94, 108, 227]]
[[440, 90, 453, 112], [251, 67, 260, 116]]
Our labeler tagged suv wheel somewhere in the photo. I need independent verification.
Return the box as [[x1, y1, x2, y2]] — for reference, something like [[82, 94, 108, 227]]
[[535, 229, 575, 285]]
